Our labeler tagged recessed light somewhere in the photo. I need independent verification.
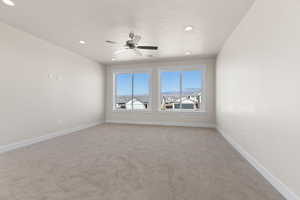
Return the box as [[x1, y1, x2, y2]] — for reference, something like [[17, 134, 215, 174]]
[[184, 26, 193, 32], [79, 40, 86, 44], [112, 58, 116, 61], [185, 51, 192, 55], [2, 0, 15, 6]]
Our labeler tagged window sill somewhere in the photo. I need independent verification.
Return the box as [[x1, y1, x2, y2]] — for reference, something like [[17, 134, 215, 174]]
[[112, 109, 152, 113], [112, 109, 207, 114], [158, 110, 207, 114]]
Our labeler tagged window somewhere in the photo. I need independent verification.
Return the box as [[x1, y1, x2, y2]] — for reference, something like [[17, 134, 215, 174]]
[[160, 68, 204, 112], [114, 71, 151, 111]]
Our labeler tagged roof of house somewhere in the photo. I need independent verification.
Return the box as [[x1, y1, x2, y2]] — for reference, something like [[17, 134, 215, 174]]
[[126, 98, 145, 105], [116, 96, 149, 104]]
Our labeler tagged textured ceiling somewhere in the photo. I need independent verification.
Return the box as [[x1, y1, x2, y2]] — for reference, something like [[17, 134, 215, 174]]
[[0, 0, 254, 64]]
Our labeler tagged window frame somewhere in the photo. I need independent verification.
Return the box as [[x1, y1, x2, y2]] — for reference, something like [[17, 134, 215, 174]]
[[158, 65, 207, 113], [112, 68, 152, 112]]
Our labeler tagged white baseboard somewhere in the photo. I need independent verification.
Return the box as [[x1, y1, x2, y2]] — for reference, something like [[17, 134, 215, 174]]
[[0, 121, 104, 154], [217, 127, 299, 200], [105, 120, 216, 128]]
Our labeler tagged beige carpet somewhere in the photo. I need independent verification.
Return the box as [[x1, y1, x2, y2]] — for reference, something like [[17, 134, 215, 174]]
[[0, 123, 284, 200]]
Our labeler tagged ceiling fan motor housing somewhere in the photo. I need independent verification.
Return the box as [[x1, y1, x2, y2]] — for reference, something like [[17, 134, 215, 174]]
[[126, 40, 136, 49], [129, 32, 135, 39]]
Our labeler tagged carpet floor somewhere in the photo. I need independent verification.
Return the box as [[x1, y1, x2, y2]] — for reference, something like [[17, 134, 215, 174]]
[[0, 123, 284, 200]]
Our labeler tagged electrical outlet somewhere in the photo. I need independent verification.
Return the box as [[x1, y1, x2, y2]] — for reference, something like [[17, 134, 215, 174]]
[[57, 75, 63, 81], [48, 73, 54, 79]]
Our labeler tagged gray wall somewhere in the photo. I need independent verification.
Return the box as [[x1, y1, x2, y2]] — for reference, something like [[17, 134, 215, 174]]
[[216, 0, 300, 197], [0, 22, 105, 146], [106, 58, 216, 127]]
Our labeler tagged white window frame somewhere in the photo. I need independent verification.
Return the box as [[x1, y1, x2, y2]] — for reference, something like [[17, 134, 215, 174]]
[[112, 68, 152, 112], [158, 65, 207, 113]]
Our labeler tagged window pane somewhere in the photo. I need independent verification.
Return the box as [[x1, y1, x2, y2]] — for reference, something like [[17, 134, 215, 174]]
[[132, 73, 150, 110], [115, 73, 132, 110], [182, 70, 203, 110], [160, 71, 181, 111]]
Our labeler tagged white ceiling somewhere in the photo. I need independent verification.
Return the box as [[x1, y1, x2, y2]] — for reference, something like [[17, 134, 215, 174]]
[[0, 0, 254, 64]]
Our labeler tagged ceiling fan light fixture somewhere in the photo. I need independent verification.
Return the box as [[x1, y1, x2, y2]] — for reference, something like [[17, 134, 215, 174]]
[[2, 0, 15, 6], [184, 25, 193, 32]]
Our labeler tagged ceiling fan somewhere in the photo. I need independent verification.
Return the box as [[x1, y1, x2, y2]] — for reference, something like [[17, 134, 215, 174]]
[[106, 32, 158, 56]]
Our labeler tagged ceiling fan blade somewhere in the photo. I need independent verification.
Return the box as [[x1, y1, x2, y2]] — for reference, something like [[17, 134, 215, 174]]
[[133, 49, 143, 56], [132, 35, 141, 44], [114, 49, 128, 55], [137, 46, 158, 50], [106, 40, 118, 44]]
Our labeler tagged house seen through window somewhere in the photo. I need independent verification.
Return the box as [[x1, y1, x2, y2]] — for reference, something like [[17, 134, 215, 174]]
[[160, 70, 203, 111], [115, 73, 150, 110]]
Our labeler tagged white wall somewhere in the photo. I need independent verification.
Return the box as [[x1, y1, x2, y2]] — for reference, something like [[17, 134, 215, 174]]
[[0, 22, 105, 146], [106, 58, 216, 127], [216, 0, 300, 198]]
